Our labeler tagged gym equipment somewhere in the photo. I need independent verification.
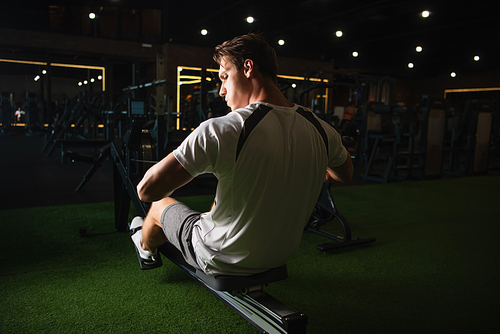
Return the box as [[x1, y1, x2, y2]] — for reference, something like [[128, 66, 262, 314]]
[[361, 103, 420, 183], [110, 115, 156, 232], [78, 99, 154, 237], [41, 91, 106, 156], [443, 99, 495, 176], [358, 101, 387, 165], [159, 242, 308, 334], [156, 183, 373, 333], [64, 142, 112, 192], [297, 83, 334, 123], [69, 58, 168, 194], [1, 91, 12, 134], [24, 92, 38, 134], [417, 96, 447, 178], [443, 103, 467, 176], [465, 100, 494, 175], [122, 78, 168, 159], [306, 183, 376, 251]]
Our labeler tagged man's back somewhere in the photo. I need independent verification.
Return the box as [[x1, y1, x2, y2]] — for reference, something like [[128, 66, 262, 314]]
[[175, 102, 347, 276]]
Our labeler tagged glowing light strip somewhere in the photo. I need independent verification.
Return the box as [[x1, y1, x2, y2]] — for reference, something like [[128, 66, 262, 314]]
[[176, 68, 181, 130], [179, 66, 202, 71], [444, 87, 500, 98], [277, 74, 329, 83], [180, 80, 202, 85], [0, 59, 105, 92], [0, 59, 47, 65], [180, 75, 204, 80], [0, 123, 105, 128], [50, 63, 104, 70], [51, 63, 106, 92]]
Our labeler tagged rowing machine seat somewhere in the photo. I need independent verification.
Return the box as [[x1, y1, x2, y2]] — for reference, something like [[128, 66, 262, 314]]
[[195, 265, 288, 292], [159, 242, 288, 292]]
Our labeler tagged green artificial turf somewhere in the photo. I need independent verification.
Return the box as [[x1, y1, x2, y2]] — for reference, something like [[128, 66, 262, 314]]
[[1, 177, 499, 333]]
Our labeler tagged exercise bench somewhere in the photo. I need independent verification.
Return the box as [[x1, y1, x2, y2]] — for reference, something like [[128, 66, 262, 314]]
[[159, 242, 308, 334]]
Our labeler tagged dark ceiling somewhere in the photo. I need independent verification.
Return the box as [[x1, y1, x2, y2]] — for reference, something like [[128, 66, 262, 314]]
[[1, 0, 499, 79], [166, 0, 499, 78]]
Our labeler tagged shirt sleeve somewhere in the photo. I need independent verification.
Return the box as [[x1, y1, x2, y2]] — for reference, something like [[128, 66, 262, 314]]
[[173, 120, 219, 177], [324, 120, 349, 168]]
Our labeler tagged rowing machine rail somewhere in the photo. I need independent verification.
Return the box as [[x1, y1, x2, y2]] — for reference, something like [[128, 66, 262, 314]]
[[159, 243, 308, 334]]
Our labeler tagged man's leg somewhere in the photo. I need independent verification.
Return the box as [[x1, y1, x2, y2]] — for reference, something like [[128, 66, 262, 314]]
[[130, 197, 179, 269], [141, 197, 179, 253]]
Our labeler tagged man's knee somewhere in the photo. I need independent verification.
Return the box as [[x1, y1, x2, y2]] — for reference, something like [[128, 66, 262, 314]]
[[157, 197, 180, 208], [149, 197, 180, 224]]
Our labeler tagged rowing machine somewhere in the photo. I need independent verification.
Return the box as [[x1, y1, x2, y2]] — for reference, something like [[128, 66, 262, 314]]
[[159, 242, 308, 334], [306, 182, 376, 251]]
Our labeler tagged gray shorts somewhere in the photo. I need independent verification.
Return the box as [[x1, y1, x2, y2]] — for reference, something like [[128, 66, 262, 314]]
[[160, 202, 201, 270]]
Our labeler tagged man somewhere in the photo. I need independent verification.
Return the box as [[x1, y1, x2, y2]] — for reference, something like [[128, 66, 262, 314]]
[[15, 107, 26, 122], [130, 33, 353, 276]]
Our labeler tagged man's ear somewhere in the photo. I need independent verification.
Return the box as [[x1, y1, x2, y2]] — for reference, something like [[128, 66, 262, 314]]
[[243, 59, 254, 78]]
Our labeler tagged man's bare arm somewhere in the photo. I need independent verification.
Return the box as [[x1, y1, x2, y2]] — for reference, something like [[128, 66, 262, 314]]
[[137, 152, 194, 202], [325, 154, 353, 183]]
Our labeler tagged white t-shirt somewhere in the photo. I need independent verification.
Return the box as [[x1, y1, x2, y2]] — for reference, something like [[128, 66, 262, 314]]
[[173, 102, 347, 276]]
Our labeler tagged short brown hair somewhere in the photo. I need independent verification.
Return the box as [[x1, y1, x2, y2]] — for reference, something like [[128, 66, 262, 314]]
[[213, 33, 278, 83]]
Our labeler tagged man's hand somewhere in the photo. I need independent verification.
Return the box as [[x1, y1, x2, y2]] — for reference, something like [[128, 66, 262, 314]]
[[325, 154, 353, 183]]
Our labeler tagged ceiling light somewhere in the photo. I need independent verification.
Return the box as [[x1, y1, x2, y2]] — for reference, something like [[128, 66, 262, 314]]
[[84, 80, 88, 84], [292, 83, 297, 88], [78, 82, 83, 86], [352, 51, 359, 57], [90, 78, 95, 83], [450, 72, 457, 78], [415, 46, 422, 52], [201, 29, 208, 36], [89, 12, 96, 20], [34, 75, 40, 82], [421, 10, 430, 18], [98, 75, 103, 80], [335, 30, 343, 38], [474, 55, 480, 61], [278, 39, 285, 46], [408, 63, 414, 68], [246, 16, 254, 23]]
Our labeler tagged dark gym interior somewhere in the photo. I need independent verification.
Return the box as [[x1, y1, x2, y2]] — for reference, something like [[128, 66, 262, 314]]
[[1, 1, 499, 333]]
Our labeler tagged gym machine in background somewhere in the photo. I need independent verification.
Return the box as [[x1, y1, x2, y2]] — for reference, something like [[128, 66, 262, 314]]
[[465, 100, 494, 175], [417, 96, 447, 179], [41, 91, 107, 158], [360, 103, 420, 183], [357, 95, 498, 182], [444, 99, 496, 176], [0, 91, 13, 134]]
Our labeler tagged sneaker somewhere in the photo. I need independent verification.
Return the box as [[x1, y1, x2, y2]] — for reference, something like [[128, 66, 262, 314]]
[[129, 216, 163, 270]]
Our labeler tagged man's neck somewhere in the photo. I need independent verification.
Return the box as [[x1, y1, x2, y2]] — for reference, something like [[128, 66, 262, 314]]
[[249, 80, 294, 108]]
